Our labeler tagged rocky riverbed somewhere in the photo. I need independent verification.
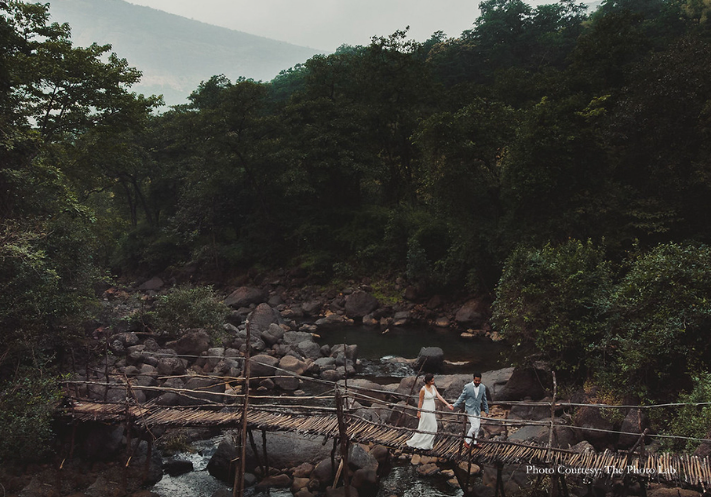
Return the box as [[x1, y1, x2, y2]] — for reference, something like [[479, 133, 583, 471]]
[[3, 278, 706, 497]]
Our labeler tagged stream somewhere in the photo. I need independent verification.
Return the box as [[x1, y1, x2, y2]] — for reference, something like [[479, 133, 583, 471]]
[[149, 324, 512, 497]]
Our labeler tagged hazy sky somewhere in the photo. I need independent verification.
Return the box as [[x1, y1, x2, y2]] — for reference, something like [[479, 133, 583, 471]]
[[126, 0, 554, 51]]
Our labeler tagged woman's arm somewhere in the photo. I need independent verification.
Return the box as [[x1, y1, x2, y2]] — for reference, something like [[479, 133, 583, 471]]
[[435, 387, 454, 410], [417, 388, 424, 418]]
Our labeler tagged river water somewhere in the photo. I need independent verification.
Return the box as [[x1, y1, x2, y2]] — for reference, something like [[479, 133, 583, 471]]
[[149, 324, 511, 497], [152, 439, 464, 497]]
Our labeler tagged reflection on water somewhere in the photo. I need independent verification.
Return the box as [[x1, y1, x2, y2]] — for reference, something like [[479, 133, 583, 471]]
[[315, 324, 511, 376], [378, 464, 464, 497]]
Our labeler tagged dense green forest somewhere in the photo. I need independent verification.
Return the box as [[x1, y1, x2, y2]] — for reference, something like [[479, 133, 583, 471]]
[[3, 0, 711, 460]]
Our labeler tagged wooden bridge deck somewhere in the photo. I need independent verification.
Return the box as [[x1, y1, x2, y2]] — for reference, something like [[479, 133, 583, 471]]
[[64, 399, 711, 488]]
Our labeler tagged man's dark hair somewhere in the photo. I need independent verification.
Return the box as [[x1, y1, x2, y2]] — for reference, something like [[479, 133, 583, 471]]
[[472, 372, 482, 379]]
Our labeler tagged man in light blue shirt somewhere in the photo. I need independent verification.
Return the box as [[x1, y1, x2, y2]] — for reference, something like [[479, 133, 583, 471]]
[[452, 372, 489, 448]]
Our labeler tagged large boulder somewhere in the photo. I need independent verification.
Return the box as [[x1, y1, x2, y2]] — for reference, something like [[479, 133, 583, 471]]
[[311, 458, 336, 489], [81, 423, 124, 460], [155, 377, 184, 406], [261, 323, 285, 346], [617, 408, 650, 449], [344, 291, 379, 319], [296, 340, 322, 360], [248, 303, 283, 335], [454, 299, 487, 327], [339, 379, 388, 406], [415, 347, 444, 372], [330, 344, 358, 360], [279, 355, 308, 376], [224, 286, 267, 308], [302, 300, 324, 316], [348, 444, 378, 471], [493, 365, 550, 402], [245, 432, 335, 471], [351, 468, 378, 497], [179, 377, 224, 405], [169, 330, 211, 357], [393, 376, 425, 405], [284, 331, 316, 345], [207, 440, 239, 483], [157, 357, 186, 376], [694, 430, 711, 458], [482, 367, 515, 398], [138, 276, 164, 291], [574, 405, 616, 451], [250, 354, 279, 378]]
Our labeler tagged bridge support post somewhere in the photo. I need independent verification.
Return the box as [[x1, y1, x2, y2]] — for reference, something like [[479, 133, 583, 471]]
[[262, 429, 269, 478], [495, 462, 506, 497], [234, 318, 252, 497], [335, 388, 351, 496]]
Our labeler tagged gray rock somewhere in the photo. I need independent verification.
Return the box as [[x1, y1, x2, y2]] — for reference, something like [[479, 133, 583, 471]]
[[261, 323, 285, 345], [493, 365, 550, 402], [296, 340, 322, 360], [348, 444, 378, 471], [157, 357, 186, 376], [301, 300, 323, 316], [207, 440, 238, 483], [283, 331, 316, 345], [454, 299, 486, 327], [170, 330, 211, 357], [330, 344, 358, 360], [163, 458, 194, 476], [250, 354, 279, 378], [224, 286, 267, 308], [179, 377, 224, 405], [617, 408, 649, 449], [321, 369, 342, 381], [139, 276, 164, 291], [415, 347, 445, 372], [248, 303, 283, 334], [345, 291, 379, 319], [246, 432, 336, 472]]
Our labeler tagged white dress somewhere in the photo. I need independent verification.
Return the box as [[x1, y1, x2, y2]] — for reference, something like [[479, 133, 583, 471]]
[[406, 386, 438, 450]]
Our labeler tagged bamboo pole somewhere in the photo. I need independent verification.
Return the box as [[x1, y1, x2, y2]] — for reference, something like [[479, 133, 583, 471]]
[[546, 371, 557, 465], [234, 318, 252, 497], [335, 389, 351, 497]]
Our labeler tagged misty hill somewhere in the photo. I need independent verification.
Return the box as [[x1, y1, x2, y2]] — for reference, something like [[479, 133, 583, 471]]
[[46, 0, 326, 106]]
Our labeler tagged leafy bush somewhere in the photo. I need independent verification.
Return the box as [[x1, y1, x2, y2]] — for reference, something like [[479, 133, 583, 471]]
[[153, 286, 230, 338], [492, 239, 612, 377], [603, 242, 711, 401], [662, 372, 711, 453], [0, 372, 62, 463]]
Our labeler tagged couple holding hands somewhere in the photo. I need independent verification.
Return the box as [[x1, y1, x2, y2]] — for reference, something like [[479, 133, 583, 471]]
[[406, 372, 489, 451]]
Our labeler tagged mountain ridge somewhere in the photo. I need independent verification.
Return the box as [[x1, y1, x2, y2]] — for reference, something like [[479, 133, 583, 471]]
[[46, 0, 327, 106]]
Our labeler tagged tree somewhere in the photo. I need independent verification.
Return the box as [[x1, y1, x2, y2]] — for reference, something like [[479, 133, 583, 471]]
[[603, 242, 711, 401], [492, 240, 612, 378]]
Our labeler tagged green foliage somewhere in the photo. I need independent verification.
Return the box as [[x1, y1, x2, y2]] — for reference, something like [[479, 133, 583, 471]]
[[663, 372, 711, 452], [0, 370, 63, 463], [153, 286, 229, 338], [602, 242, 711, 401], [492, 239, 612, 376]]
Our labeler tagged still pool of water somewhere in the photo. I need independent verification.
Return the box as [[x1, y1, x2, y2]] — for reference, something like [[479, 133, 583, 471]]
[[315, 324, 511, 374]]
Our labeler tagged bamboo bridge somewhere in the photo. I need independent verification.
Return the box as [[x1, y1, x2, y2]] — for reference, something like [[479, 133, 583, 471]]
[[60, 368, 711, 497]]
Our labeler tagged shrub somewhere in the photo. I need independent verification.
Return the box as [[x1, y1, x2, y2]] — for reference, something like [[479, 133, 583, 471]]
[[153, 286, 229, 338], [662, 372, 711, 453], [603, 242, 711, 401], [0, 372, 62, 463], [492, 239, 612, 377]]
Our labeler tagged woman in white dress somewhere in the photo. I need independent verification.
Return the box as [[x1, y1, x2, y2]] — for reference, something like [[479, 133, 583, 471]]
[[406, 373, 454, 450]]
